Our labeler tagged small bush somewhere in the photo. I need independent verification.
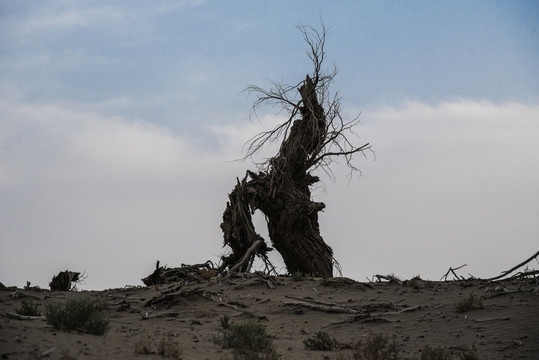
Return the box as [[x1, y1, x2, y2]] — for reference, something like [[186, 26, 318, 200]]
[[45, 297, 110, 335], [420, 345, 449, 360], [352, 331, 400, 360], [16, 299, 41, 316], [213, 319, 275, 355], [303, 331, 340, 350], [455, 294, 483, 313]]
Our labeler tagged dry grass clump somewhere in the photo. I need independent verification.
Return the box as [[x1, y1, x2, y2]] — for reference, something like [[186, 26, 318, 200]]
[[455, 294, 484, 313], [134, 337, 182, 359], [419, 344, 479, 360], [213, 316, 276, 358], [157, 337, 182, 358], [45, 297, 110, 335], [303, 331, 340, 350], [134, 338, 153, 355], [16, 299, 41, 316], [352, 331, 400, 360]]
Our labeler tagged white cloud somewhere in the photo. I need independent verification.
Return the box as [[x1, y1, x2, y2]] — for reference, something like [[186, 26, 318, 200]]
[[1, 99, 538, 289], [324, 100, 539, 280]]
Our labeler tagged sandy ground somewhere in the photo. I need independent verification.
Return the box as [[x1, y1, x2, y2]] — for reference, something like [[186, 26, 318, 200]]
[[1, 274, 538, 359]]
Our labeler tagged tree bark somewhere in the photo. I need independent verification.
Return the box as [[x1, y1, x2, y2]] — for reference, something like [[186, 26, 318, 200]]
[[220, 75, 334, 277]]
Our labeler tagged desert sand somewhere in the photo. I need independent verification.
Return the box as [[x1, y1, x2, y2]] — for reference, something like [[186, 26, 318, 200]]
[[1, 274, 538, 359]]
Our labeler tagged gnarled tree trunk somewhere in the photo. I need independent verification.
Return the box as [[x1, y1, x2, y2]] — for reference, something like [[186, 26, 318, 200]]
[[218, 24, 370, 277], [219, 76, 334, 277]]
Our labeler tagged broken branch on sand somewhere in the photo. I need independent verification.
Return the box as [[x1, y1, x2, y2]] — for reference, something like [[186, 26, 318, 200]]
[[284, 300, 357, 314], [4, 313, 45, 321], [374, 274, 403, 286], [441, 264, 468, 281], [486, 250, 539, 281], [141, 311, 179, 320]]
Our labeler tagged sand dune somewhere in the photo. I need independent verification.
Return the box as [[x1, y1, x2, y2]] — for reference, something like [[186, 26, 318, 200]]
[[1, 274, 538, 359]]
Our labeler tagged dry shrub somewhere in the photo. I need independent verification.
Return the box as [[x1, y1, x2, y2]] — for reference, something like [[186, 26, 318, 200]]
[[16, 299, 41, 316], [134, 337, 182, 359], [157, 337, 182, 358], [45, 297, 110, 335], [213, 318, 276, 357], [352, 331, 400, 360], [455, 294, 483, 313], [303, 331, 340, 350], [134, 339, 153, 355]]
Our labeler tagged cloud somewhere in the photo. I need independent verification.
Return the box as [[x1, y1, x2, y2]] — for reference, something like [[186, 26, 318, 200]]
[[1, 99, 538, 289], [324, 100, 539, 280], [0, 99, 243, 289]]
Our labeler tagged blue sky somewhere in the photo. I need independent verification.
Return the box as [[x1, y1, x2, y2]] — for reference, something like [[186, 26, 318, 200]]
[[1, 1, 538, 289]]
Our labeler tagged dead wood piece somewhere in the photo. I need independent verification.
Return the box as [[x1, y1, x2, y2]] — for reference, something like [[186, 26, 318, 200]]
[[141, 311, 179, 320], [321, 277, 358, 287], [285, 295, 338, 307], [41, 347, 56, 357], [142, 260, 215, 286], [473, 317, 510, 323], [324, 313, 392, 328], [284, 301, 357, 314], [9, 291, 42, 301], [375, 274, 403, 286], [144, 288, 204, 308], [396, 305, 422, 314], [441, 264, 468, 281], [205, 294, 241, 311], [483, 286, 519, 299], [5, 312, 45, 320], [499, 340, 523, 351], [486, 250, 539, 281], [227, 240, 263, 274]]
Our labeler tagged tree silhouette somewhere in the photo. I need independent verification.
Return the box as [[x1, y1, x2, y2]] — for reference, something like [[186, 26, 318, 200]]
[[219, 24, 371, 277]]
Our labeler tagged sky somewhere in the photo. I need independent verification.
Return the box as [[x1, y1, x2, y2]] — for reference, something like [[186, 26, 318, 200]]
[[1, 1, 538, 290]]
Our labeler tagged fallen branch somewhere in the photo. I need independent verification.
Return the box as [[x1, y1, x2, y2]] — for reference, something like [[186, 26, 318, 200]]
[[208, 294, 241, 311], [141, 311, 179, 320], [227, 240, 263, 274], [324, 313, 392, 327], [4, 312, 45, 321], [375, 274, 403, 286], [391, 305, 421, 314], [283, 300, 358, 314], [486, 250, 539, 281], [441, 264, 468, 281], [144, 288, 204, 308], [284, 295, 339, 307], [473, 317, 510, 323]]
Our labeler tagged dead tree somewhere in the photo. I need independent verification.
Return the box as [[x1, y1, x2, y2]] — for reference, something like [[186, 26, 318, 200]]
[[219, 24, 371, 277]]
